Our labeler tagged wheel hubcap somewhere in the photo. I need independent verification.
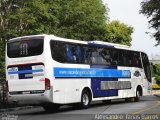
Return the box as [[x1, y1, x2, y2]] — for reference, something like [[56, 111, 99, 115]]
[[137, 91, 140, 97], [82, 94, 89, 106]]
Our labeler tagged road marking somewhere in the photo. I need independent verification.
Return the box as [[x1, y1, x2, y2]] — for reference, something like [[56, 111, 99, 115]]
[[132, 101, 160, 114]]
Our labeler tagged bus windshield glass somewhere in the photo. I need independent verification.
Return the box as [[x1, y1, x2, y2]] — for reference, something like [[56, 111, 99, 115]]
[[7, 39, 44, 58]]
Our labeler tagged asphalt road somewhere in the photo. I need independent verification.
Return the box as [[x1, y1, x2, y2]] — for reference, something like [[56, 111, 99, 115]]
[[1, 95, 160, 120]]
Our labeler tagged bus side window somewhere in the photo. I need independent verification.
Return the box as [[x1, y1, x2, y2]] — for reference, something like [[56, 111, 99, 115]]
[[132, 52, 142, 68], [98, 48, 111, 65], [50, 41, 66, 63], [103, 49, 112, 65], [142, 53, 151, 82], [82, 46, 87, 64], [66, 44, 74, 63], [83, 47, 92, 64], [110, 50, 119, 65], [75, 45, 82, 63], [92, 48, 98, 64], [117, 50, 124, 66], [66, 44, 82, 63], [126, 51, 133, 66]]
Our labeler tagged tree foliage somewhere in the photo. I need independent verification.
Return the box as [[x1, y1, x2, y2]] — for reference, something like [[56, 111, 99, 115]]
[[0, 0, 60, 40], [56, 0, 107, 41], [104, 20, 133, 46], [0, 0, 107, 41], [140, 0, 160, 45]]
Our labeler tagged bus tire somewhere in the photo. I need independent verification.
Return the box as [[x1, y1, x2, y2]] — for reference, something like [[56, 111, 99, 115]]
[[134, 90, 140, 102], [80, 90, 91, 109], [42, 104, 60, 112]]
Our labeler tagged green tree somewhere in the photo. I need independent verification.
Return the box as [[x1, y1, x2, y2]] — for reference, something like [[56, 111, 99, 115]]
[[0, 0, 60, 40], [140, 0, 160, 45], [56, 0, 107, 41], [104, 20, 133, 46], [0, 0, 108, 41]]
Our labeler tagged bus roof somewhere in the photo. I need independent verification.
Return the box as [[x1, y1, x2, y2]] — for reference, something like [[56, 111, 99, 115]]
[[88, 41, 130, 49], [8, 34, 46, 41], [8, 34, 87, 45], [7, 34, 146, 54]]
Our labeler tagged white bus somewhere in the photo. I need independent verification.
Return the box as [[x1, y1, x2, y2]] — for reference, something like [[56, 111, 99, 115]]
[[6, 34, 152, 111]]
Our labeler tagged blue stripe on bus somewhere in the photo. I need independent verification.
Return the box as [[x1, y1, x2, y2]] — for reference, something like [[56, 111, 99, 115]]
[[8, 69, 43, 74], [54, 67, 131, 78]]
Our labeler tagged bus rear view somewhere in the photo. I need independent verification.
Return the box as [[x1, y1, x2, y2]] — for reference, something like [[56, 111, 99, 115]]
[[6, 35, 51, 105]]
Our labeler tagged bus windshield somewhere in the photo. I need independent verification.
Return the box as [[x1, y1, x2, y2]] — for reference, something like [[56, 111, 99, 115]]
[[7, 39, 44, 58]]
